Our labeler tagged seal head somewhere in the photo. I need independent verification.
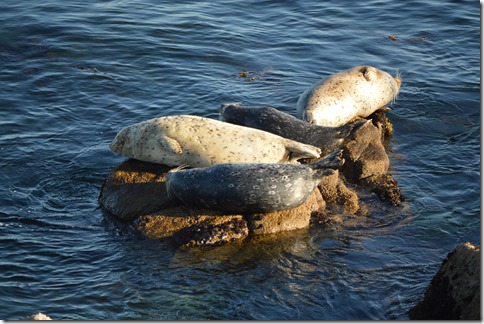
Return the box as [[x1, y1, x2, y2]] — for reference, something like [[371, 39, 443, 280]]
[[297, 65, 401, 127]]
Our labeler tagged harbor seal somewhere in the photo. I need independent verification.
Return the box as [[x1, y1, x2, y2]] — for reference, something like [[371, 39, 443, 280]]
[[109, 115, 321, 167], [165, 150, 344, 213], [296, 65, 401, 127], [220, 102, 367, 155]]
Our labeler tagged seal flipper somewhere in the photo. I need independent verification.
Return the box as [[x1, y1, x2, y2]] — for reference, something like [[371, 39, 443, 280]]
[[284, 141, 322, 163], [310, 149, 345, 173], [157, 135, 183, 155]]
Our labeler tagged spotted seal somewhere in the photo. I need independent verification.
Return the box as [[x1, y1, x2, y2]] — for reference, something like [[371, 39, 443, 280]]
[[220, 102, 367, 155], [165, 150, 344, 213], [296, 65, 401, 127], [109, 115, 321, 167]]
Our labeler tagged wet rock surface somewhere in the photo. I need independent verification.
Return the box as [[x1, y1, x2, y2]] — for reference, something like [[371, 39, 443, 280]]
[[100, 108, 404, 246], [246, 189, 325, 235], [135, 208, 249, 247], [340, 120, 389, 181], [99, 159, 178, 222], [408, 242, 480, 320], [318, 170, 359, 214]]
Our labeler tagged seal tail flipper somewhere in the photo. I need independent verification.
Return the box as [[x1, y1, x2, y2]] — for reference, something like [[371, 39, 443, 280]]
[[310, 149, 345, 172], [285, 141, 322, 162], [332, 119, 367, 142]]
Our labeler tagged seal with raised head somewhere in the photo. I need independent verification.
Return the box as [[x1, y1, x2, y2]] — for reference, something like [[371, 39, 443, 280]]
[[110, 115, 321, 167], [220, 102, 367, 155], [297, 65, 401, 127], [165, 150, 344, 213]]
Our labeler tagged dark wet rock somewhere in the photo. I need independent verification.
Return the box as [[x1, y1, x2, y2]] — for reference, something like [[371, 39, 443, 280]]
[[99, 159, 179, 222], [310, 210, 334, 228], [408, 242, 480, 320], [360, 174, 404, 206], [246, 189, 325, 235], [175, 217, 249, 247], [340, 120, 390, 182], [338, 111, 404, 207], [368, 106, 394, 140]]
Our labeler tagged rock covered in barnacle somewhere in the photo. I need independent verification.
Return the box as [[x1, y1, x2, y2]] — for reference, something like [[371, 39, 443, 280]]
[[135, 207, 248, 247]]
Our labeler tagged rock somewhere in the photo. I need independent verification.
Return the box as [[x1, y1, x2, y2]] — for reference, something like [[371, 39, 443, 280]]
[[368, 106, 394, 140], [134, 188, 325, 245], [30, 313, 52, 320], [246, 189, 325, 235], [99, 159, 180, 222], [360, 174, 404, 206], [341, 120, 389, 182], [135, 207, 248, 247], [408, 242, 480, 320], [100, 108, 404, 245], [318, 170, 359, 214]]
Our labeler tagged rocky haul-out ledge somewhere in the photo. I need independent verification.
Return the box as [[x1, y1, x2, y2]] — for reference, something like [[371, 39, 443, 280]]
[[100, 107, 403, 247]]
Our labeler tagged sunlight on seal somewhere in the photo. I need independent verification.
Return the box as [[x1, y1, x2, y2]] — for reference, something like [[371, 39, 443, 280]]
[[297, 65, 401, 127], [110, 115, 321, 167]]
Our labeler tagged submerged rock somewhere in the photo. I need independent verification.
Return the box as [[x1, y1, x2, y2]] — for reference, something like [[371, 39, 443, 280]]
[[408, 242, 480, 320]]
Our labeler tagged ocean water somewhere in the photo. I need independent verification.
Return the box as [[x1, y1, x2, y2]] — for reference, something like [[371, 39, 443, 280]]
[[0, 0, 479, 320]]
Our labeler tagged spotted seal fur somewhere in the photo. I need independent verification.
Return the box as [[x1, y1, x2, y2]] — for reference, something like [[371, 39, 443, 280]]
[[165, 150, 344, 213], [220, 102, 367, 155], [110, 115, 322, 167], [297, 65, 401, 127]]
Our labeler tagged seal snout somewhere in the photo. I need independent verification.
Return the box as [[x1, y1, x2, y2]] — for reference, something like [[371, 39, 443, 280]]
[[109, 128, 128, 153], [303, 111, 316, 124]]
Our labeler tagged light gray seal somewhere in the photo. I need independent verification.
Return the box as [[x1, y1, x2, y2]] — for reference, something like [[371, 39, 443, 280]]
[[109, 115, 322, 167], [220, 102, 367, 155], [165, 150, 344, 213], [297, 65, 401, 127]]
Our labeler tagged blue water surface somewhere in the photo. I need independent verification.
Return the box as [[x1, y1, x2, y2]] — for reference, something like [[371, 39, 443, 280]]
[[0, 0, 480, 320]]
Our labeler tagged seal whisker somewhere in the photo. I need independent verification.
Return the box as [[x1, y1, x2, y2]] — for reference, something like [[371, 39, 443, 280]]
[[170, 164, 190, 172]]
